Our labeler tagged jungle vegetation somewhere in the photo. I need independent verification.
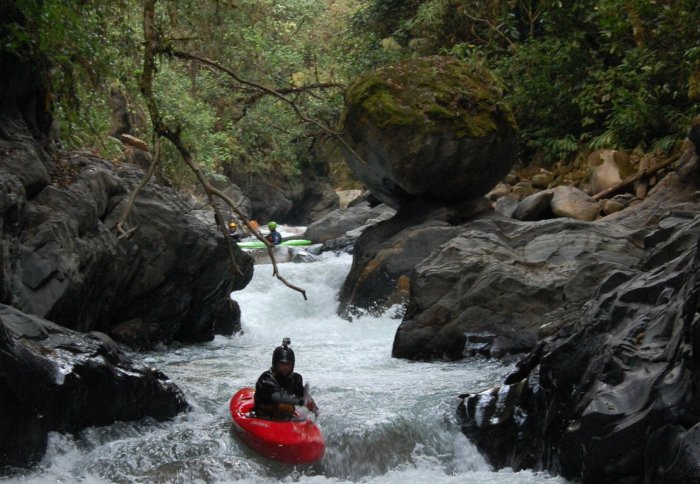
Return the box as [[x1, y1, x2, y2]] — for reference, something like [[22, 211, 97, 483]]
[[2, 0, 699, 188]]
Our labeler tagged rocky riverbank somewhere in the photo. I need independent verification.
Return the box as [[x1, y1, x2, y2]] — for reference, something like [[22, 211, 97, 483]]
[[323, 54, 700, 481], [0, 52, 253, 472]]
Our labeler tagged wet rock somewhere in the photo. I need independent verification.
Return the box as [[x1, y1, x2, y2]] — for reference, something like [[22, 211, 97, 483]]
[[337, 199, 492, 319], [391, 216, 644, 360], [456, 136, 700, 482], [0, 305, 188, 471], [1, 150, 252, 347]]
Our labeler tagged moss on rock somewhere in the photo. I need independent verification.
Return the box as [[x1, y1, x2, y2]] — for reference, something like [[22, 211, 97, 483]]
[[343, 56, 515, 138]]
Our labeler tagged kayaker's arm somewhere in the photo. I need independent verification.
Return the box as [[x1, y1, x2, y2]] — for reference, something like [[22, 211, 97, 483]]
[[270, 390, 304, 406]]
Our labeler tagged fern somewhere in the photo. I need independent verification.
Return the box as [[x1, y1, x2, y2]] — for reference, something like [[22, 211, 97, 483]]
[[588, 131, 619, 151]]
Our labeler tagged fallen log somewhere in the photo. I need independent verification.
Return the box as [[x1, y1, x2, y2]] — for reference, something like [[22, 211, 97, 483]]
[[592, 155, 679, 201]]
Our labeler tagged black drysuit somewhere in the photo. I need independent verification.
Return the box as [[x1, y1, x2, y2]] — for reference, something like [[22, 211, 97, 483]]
[[254, 368, 304, 419]]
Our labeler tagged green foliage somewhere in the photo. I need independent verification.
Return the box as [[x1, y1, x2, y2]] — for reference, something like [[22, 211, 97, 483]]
[[353, 0, 700, 165], [3, 0, 143, 155], [6, 0, 699, 179]]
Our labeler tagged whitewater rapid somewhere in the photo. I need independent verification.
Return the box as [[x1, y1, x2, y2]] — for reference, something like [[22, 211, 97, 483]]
[[3, 252, 566, 483]]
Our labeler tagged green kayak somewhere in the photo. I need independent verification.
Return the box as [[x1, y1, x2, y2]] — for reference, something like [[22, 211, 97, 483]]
[[237, 239, 313, 249]]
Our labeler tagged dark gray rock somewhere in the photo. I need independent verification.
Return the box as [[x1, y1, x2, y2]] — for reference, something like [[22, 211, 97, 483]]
[[459, 209, 700, 481], [513, 190, 554, 221], [456, 136, 700, 482], [493, 195, 519, 217], [392, 216, 645, 360], [304, 203, 395, 244], [223, 162, 339, 225], [0, 305, 188, 471], [294, 178, 340, 224], [0, 154, 253, 347], [0, 54, 254, 349], [338, 199, 491, 318]]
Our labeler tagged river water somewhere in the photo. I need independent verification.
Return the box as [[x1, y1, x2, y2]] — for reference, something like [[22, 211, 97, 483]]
[[5, 252, 566, 484]]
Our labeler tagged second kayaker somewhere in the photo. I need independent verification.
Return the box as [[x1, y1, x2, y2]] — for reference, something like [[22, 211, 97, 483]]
[[254, 338, 318, 419]]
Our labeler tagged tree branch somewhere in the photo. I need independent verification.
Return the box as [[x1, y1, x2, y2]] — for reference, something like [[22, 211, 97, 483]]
[[135, 0, 307, 298], [159, 48, 368, 166], [592, 155, 680, 200]]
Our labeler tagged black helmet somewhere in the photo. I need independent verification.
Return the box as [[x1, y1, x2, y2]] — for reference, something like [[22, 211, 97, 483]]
[[272, 337, 295, 367]]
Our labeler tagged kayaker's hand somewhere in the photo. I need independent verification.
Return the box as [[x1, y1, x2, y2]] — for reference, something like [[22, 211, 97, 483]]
[[305, 396, 318, 413]]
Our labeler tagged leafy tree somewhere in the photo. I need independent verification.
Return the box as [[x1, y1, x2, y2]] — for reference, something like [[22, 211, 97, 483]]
[[352, 0, 700, 165]]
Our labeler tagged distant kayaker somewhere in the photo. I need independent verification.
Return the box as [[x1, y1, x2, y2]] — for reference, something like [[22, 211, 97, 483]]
[[265, 221, 282, 245], [228, 221, 241, 241], [254, 338, 317, 419]]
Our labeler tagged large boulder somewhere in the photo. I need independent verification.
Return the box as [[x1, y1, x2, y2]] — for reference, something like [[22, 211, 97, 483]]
[[0, 305, 188, 471], [341, 56, 518, 209], [0, 153, 253, 348], [391, 216, 645, 360], [459, 205, 700, 481], [337, 199, 491, 318]]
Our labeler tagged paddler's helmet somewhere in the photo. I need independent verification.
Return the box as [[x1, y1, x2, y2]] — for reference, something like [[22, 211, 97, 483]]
[[229, 222, 236, 229], [268, 221, 277, 230], [272, 337, 295, 368]]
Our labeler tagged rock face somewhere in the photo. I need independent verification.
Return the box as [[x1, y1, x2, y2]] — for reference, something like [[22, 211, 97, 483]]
[[341, 56, 518, 209], [0, 305, 189, 471], [0, 51, 254, 349], [1, 153, 253, 348], [392, 215, 645, 360], [455, 135, 700, 482], [337, 199, 491, 318], [223, 160, 339, 225], [304, 203, 395, 244]]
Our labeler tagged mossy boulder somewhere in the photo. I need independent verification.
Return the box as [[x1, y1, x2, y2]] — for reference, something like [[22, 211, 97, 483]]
[[341, 56, 518, 209]]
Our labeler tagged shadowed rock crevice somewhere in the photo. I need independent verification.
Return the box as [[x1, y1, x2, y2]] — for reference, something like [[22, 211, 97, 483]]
[[0, 305, 189, 473]]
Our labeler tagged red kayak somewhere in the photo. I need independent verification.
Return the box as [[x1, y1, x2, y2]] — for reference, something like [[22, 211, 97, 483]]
[[229, 387, 325, 464]]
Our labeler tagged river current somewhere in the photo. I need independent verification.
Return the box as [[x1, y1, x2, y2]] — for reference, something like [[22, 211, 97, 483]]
[[5, 252, 566, 484]]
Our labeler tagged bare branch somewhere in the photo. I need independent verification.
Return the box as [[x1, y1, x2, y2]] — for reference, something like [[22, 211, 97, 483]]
[[462, 12, 515, 49], [116, 137, 161, 238], [592, 155, 680, 200]]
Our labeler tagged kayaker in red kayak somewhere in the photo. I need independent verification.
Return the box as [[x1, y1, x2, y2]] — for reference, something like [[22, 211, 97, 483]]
[[254, 338, 317, 419]]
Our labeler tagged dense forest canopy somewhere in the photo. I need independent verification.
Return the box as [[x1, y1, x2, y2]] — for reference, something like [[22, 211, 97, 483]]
[[2, 0, 699, 190]]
